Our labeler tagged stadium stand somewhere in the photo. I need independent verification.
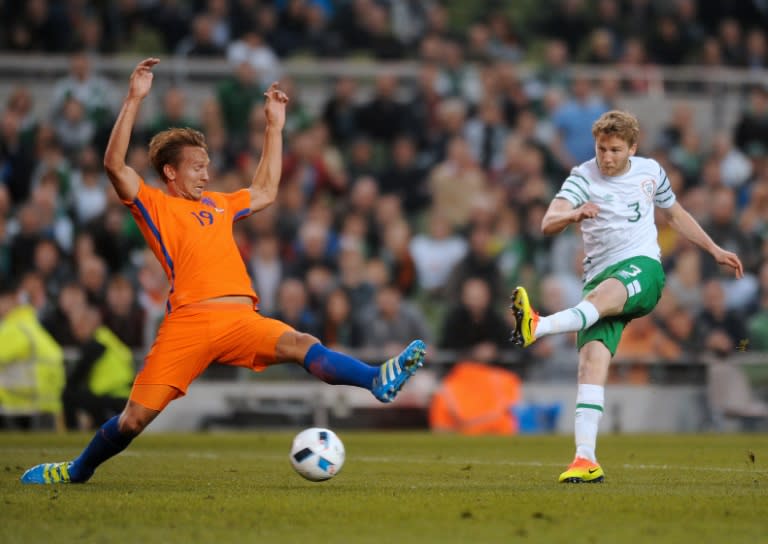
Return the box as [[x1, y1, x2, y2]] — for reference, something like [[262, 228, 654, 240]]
[[1, 0, 767, 431]]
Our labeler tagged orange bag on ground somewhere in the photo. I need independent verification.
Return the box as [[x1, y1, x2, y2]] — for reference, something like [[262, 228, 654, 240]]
[[429, 361, 522, 435]]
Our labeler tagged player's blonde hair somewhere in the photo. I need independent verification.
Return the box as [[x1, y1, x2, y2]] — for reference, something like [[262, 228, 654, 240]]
[[148, 128, 208, 182], [592, 110, 640, 147]]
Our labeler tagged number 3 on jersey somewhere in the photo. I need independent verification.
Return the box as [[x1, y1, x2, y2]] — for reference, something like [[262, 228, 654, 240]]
[[191, 210, 214, 226], [627, 201, 641, 222]]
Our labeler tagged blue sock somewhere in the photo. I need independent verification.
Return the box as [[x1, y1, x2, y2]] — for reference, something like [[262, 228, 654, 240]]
[[303, 343, 378, 389], [70, 415, 134, 482]]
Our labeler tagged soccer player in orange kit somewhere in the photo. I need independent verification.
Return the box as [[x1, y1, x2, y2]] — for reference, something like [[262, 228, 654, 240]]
[[21, 58, 426, 484]]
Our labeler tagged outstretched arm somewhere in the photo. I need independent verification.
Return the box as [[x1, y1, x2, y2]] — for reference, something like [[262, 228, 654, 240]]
[[663, 201, 744, 278], [248, 82, 290, 213], [541, 198, 600, 235], [103, 57, 159, 201]]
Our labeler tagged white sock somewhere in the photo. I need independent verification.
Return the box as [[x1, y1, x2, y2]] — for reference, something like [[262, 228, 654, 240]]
[[535, 300, 599, 338], [574, 384, 604, 462]]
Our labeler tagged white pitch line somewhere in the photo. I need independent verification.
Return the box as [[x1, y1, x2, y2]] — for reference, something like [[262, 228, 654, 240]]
[[117, 451, 767, 474], [5, 448, 763, 474]]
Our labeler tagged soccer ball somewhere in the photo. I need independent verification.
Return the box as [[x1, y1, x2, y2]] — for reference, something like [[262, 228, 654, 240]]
[[289, 427, 345, 482]]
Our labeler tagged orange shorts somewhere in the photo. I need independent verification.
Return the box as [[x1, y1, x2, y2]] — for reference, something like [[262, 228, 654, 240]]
[[130, 303, 294, 410]]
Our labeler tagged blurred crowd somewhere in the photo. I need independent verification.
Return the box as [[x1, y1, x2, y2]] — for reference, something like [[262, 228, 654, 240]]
[[1, 0, 768, 386]]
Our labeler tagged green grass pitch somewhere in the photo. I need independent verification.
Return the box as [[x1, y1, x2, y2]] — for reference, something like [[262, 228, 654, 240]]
[[1, 432, 767, 544]]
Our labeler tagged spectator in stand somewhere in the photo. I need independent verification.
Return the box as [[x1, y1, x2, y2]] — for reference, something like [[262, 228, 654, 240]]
[[378, 134, 430, 218], [583, 28, 617, 65], [337, 245, 376, 319], [248, 233, 283, 317], [226, 30, 282, 89], [49, 51, 116, 135], [281, 127, 345, 201], [145, 88, 200, 140], [404, 63, 443, 153], [734, 85, 768, 154], [551, 76, 610, 168], [31, 238, 69, 303], [358, 283, 431, 354], [465, 22, 493, 63], [613, 314, 682, 382], [487, 10, 525, 62], [135, 249, 168, 355], [670, 127, 705, 188], [144, 0, 192, 54], [379, 219, 417, 297], [216, 61, 265, 148], [710, 131, 752, 189], [0, 214, 9, 286], [666, 247, 704, 315], [300, 2, 344, 58], [675, 0, 706, 53], [320, 287, 362, 350], [62, 305, 134, 431], [72, 164, 109, 227], [390, 0, 430, 49], [617, 37, 657, 94], [444, 224, 504, 306], [345, 138, 381, 181], [322, 76, 359, 147], [20, 270, 51, 318], [746, 262, 768, 350], [175, 13, 225, 57], [697, 279, 748, 358], [428, 97, 468, 165], [648, 15, 689, 66], [77, 254, 107, 307], [739, 176, 768, 240], [701, 186, 759, 284], [102, 275, 144, 350], [3, 0, 71, 52], [332, 0, 375, 52], [657, 102, 695, 150], [53, 97, 95, 162], [745, 28, 768, 71], [356, 73, 407, 147], [272, 277, 322, 337], [8, 203, 44, 279], [41, 281, 87, 347], [435, 39, 482, 104], [410, 212, 468, 298], [438, 276, 509, 363], [538, 0, 590, 54], [427, 136, 488, 231], [464, 98, 508, 172], [718, 18, 746, 67], [286, 220, 337, 280], [363, 3, 405, 60], [0, 107, 36, 206], [0, 280, 65, 429]]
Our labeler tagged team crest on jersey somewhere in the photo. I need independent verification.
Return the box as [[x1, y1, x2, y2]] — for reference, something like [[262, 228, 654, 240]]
[[641, 179, 656, 201], [201, 197, 225, 213]]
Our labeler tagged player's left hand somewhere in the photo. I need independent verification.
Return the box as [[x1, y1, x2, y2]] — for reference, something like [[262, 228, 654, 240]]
[[713, 247, 744, 278], [264, 82, 289, 130]]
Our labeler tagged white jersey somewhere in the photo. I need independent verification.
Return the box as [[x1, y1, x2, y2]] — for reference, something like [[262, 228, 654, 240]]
[[555, 156, 676, 283]]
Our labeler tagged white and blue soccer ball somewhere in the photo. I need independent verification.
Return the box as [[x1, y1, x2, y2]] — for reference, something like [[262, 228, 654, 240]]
[[289, 427, 345, 482]]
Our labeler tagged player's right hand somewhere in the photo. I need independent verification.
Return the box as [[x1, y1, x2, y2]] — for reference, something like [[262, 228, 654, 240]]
[[128, 58, 160, 100], [573, 202, 600, 222]]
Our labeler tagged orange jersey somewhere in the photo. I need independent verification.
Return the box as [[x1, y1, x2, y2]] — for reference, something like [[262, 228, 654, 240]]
[[122, 180, 257, 312]]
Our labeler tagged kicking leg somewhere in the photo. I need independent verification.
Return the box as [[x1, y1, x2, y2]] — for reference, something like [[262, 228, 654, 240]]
[[511, 279, 626, 347], [278, 332, 426, 403], [20, 388, 170, 484]]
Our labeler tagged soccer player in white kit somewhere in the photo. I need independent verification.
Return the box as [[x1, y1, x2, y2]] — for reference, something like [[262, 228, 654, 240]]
[[511, 110, 744, 483]]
